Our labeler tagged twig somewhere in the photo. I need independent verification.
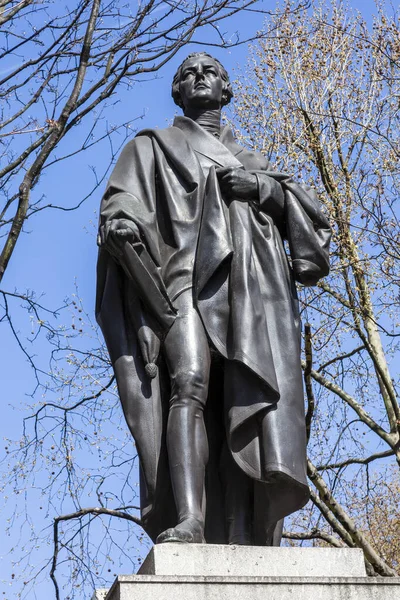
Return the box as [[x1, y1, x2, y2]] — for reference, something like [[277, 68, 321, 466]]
[[51, 506, 141, 600]]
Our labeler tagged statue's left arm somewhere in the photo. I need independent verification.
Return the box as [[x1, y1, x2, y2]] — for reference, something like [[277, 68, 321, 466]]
[[216, 161, 330, 286]]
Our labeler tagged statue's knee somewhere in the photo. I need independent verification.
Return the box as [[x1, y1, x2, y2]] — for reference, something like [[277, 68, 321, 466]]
[[170, 368, 209, 407]]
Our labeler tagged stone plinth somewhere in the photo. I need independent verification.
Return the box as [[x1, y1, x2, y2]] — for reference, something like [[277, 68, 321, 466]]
[[138, 543, 366, 577], [94, 544, 400, 600]]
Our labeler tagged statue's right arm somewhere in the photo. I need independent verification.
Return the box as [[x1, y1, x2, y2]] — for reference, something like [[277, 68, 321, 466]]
[[98, 136, 155, 256]]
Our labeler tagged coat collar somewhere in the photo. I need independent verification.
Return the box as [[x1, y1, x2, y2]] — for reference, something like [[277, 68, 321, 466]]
[[173, 116, 243, 169]]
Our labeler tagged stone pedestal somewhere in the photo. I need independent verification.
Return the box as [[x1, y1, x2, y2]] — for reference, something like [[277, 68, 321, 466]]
[[93, 544, 400, 600], [138, 544, 366, 577]]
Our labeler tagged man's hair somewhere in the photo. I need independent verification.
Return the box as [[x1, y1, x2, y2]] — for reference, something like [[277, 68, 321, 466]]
[[171, 52, 233, 109]]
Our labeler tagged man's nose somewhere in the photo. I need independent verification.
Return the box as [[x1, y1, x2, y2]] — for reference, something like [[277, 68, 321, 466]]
[[195, 68, 205, 80]]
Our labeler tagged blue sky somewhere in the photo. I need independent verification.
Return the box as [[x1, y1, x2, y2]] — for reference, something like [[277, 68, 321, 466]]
[[0, 0, 395, 597]]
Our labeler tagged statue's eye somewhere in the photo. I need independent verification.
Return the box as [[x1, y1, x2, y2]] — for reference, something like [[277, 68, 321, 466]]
[[182, 69, 195, 79]]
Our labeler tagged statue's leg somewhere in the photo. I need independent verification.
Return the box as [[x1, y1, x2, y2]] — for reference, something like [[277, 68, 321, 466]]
[[271, 518, 284, 546], [220, 443, 253, 545], [157, 290, 210, 544]]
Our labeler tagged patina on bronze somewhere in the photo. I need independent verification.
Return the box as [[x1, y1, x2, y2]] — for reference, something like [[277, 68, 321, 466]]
[[96, 53, 331, 546]]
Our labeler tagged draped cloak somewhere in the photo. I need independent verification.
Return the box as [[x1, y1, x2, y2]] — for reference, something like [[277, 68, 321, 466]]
[[96, 116, 331, 544]]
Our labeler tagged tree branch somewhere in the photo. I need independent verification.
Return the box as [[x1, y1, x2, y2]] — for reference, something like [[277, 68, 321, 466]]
[[308, 459, 397, 576], [51, 506, 142, 600]]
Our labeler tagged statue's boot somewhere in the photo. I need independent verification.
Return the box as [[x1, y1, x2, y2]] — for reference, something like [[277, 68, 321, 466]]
[[221, 444, 252, 545], [226, 488, 252, 545], [156, 517, 205, 543], [156, 402, 207, 544]]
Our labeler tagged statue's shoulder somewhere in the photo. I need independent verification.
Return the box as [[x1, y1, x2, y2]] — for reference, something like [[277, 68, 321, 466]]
[[118, 126, 184, 158], [120, 132, 154, 154], [135, 125, 185, 144]]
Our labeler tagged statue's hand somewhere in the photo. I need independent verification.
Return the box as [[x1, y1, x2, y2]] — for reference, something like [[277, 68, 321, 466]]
[[98, 218, 141, 253], [216, 167, 258, 200]]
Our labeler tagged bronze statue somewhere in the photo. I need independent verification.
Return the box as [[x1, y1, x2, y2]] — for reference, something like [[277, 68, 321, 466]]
[[96, 52, 331, 546]]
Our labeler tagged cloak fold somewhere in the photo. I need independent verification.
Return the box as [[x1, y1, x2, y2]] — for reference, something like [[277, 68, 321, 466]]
[[96, 118, 330, 542]]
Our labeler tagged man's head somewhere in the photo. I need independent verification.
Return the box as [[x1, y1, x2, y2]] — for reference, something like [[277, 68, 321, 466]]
[[172, 52, 233, 112]]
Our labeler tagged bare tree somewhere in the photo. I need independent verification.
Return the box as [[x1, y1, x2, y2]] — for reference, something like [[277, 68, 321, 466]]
[[231, 0, 400, 576]]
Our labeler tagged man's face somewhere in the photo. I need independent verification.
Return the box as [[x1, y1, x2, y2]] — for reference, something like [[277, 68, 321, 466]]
[[179, 55, 224, 111]]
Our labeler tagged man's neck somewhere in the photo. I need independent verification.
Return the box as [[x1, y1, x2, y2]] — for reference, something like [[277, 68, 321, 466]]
[[184, 107, 222, 138]]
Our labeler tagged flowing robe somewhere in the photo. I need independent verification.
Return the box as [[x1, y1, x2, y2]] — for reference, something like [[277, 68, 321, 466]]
[[96, 116, 331, 543]]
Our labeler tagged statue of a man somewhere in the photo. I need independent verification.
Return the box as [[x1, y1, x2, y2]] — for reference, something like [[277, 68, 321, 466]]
[[96, 52, 330, 545]]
